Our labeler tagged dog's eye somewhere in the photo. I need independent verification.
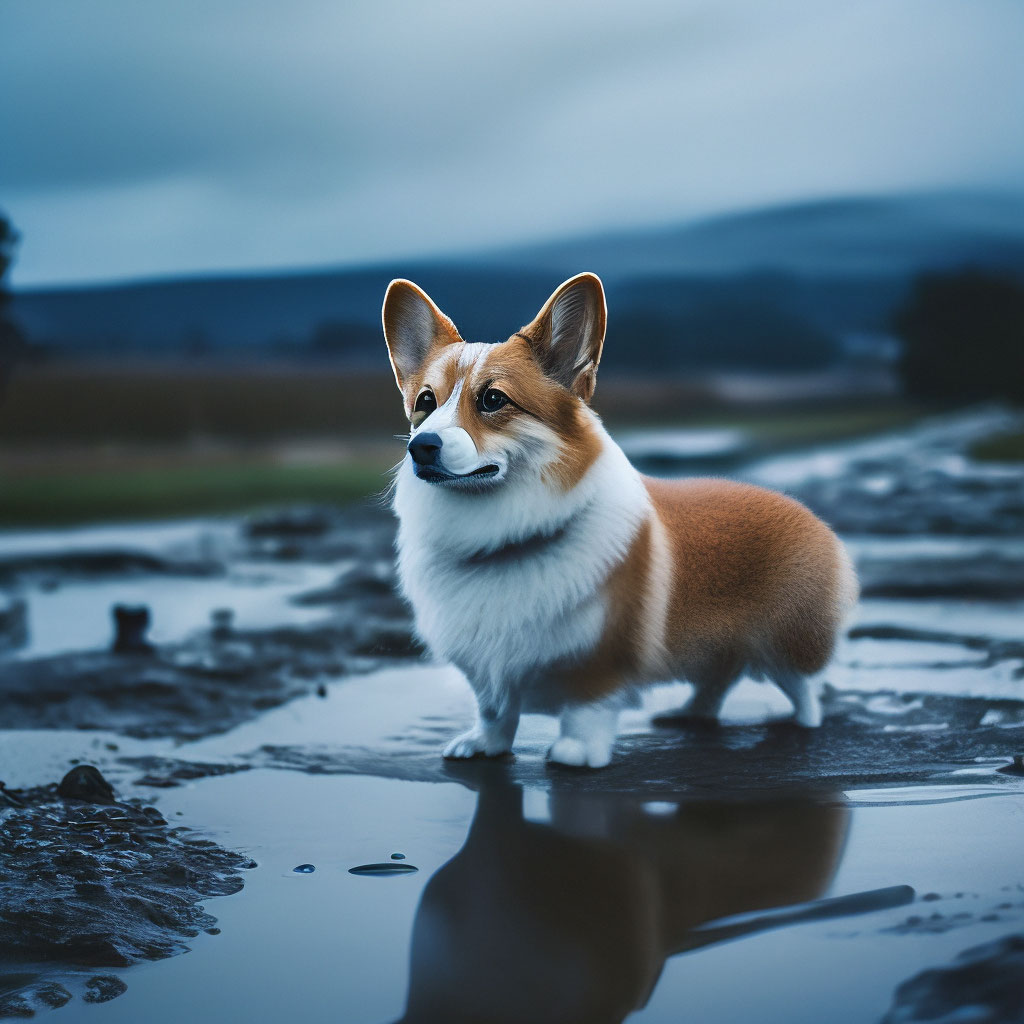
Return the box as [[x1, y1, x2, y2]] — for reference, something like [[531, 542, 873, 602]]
[[412, 389, 437, 424], [478, 388, 509, 413]]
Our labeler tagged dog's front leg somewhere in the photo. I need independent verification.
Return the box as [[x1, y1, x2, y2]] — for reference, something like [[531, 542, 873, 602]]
[[443, 685, 521, 760]]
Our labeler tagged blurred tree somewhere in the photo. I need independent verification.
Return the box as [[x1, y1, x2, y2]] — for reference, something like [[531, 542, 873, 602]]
[[894, 270, 1024, 404], [0, 212, 26, 395]]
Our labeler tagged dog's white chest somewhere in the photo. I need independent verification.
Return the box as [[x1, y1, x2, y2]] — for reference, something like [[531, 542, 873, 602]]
[[393, 440, 650, 692], [400, 535, 607, 688]]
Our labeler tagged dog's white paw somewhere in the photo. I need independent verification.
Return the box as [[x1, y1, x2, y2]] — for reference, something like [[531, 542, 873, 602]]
[[442, 729, 509, 760], [547, 737, 612, 769], [794, 704, 823, 729]]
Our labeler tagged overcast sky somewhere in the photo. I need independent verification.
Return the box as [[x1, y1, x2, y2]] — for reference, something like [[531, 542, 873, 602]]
[[2, 0, 1023, 288]]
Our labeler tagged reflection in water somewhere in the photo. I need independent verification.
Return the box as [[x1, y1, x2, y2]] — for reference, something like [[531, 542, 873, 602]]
[[398, 777, 852, 1024]]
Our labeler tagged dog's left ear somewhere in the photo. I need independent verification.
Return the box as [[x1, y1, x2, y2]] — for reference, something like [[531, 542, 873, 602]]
[[519, 273, 606, 402]]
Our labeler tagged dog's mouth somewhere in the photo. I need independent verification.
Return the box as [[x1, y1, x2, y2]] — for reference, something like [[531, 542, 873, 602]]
[[414, 463, 501, 485]]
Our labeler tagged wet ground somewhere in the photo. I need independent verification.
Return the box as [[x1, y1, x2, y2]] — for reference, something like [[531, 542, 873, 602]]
[[2, 406, 1023, 1023]]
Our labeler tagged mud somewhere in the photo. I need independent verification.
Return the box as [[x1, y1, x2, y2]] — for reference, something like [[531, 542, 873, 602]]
[[745, 407, 1024, 537], [882, 933, 1024, 1023], [241, 502, 396, 563], [236, 677, 1024, 795], [0, 768, 255, 1019], [0, 504, 417, 739], [0, 618, 416, 739]]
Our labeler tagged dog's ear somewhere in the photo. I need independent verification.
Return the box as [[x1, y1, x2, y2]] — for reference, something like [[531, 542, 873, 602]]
[[519, 273, 606, 402], [382, 280, 462, 391]]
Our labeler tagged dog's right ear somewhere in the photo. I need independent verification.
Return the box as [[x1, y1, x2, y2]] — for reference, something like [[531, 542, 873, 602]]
[[382, 280, 461, 391]]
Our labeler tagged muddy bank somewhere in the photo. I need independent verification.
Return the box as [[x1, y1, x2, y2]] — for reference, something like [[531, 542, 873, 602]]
[[109, 659, 1024, 798], [0, 768, 255, 1019], [0, 504, 417, 739], [0, 618, 417, 740], [882, 933, 1024, 1023], [230, 674, 1024, 796], [745, 407, 1024, 537]]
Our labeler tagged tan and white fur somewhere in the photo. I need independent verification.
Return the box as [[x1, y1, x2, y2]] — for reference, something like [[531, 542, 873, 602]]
[[383, 273, 857, 769]]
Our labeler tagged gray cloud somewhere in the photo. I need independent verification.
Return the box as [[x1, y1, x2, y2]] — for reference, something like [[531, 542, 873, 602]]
[[3, 0, 1023, 285]]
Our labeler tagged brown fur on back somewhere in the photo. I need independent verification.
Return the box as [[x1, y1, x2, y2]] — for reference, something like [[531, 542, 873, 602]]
[[564, 476, 853, 702], [646, 477, 850, 676]]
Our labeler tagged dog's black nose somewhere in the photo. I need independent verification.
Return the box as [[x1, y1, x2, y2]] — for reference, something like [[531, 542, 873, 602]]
[[408, 432, 442, 466]]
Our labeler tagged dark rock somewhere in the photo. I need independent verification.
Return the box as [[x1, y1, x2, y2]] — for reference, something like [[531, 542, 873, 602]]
[[0, 992, 33, 1018], [293, 863, 316, 874], [242, 502, 397, 563], [0, 782, 25, 809], [0, 979, 75, 1017], [33, 984, 72, 1010], [882, 933, 1024, 1023], [0, 594, 28, 652], [210, 607, 235, 639], [291, 561, 397, 606], [0, 550, 221, 586], [112, 603, 154, 654], [57, 765, 115, 804], [349, 862, 419, 875], [82, 976, 127, 1004], [849, 624, 1024, 670], [244, 506, 334, 539], [858, 551, 1024, 600], [121, 756, 251, 789]]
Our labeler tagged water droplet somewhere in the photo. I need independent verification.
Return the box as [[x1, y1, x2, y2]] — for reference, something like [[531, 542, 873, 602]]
[[390, 852, 406, 860], [349, 862, 418, 876], [293, 863, 316, 874]]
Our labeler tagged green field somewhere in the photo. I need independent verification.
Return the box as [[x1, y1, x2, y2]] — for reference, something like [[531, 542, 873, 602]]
[[969, 430, 1024, 462], [0, 408, 919, 527], [0, 459, 395, 527], [0, 360, 926, 526]]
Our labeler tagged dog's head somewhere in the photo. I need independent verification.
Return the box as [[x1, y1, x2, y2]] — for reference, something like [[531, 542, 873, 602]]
[[383, 273, 606, 493]]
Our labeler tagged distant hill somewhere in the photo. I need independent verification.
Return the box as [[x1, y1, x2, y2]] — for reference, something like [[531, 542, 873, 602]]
[[12, 192, 1024, 373], [503, 192, 1024, 278]]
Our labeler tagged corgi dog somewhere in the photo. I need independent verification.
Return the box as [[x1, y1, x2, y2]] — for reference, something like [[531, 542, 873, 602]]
[[383, 273, 857, 769]]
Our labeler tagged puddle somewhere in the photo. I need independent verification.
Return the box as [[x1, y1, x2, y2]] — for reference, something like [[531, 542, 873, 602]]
[[20, 769, 1023, 1024], [11, 562, 337, 660]]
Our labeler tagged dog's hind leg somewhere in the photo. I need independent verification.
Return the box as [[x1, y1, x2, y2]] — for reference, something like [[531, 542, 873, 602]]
[[548, 701, 619, 769], [681, 676, 734, 721], [772, 668, 823, 728], [656, 657, 743, 725]]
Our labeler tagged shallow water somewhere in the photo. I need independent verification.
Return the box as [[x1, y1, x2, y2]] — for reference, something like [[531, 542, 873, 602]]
[[10, 566, 335, 660], [31, 766, 1024, 1024]]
